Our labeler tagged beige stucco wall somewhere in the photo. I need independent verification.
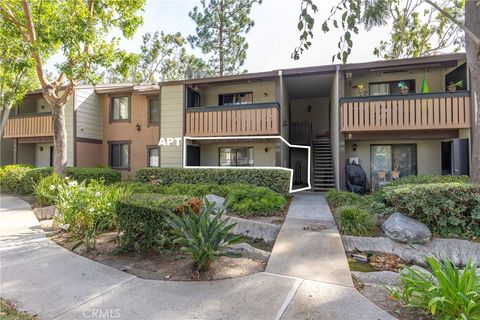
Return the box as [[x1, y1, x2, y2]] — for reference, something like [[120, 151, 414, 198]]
[[199, 141, 277, 167], [345, 66, 460, 97], [200, 81, 276, 106], [290, 97, 330, 136], [160, 85, 184, 168], [35, 143, 53, 167], [76, 142, 102, 168], [101, 94, 160, 178], [345, 139, 443, 185]]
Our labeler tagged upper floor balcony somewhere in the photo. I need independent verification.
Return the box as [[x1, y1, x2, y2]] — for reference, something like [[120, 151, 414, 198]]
[[184, 102, 280, 137], [3, 112, 54, 139], [340, 92, 471, 133]]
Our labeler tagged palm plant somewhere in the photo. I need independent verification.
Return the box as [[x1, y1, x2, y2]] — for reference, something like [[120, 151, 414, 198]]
[[167, 198, 244, 271], [390, 256, 480, 319]]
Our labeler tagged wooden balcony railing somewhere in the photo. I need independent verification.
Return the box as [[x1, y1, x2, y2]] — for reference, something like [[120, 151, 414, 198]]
[[185, 103, 280, 137], [340, 92, 471, 132], [3, 113, 54, 138]]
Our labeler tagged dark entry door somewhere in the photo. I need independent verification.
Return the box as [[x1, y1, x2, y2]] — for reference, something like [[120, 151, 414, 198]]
[[452, 138, 469, 176], [186, 145, 200, 166], [49, 146, 54, 167]]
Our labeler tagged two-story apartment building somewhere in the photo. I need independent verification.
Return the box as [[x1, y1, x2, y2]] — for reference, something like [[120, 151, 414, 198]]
[[1, 53, 473, 190]]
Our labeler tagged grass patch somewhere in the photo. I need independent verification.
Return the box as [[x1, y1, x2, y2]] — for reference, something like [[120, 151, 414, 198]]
[[0, 299, 35, 320]]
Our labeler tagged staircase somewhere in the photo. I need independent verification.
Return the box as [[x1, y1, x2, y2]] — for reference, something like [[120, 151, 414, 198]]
[[312, 137, 336, 192]]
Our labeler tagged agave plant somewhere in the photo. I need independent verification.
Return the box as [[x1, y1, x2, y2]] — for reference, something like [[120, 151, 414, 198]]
[[167, 198, 244, 271], [390, 256, 480, 320]]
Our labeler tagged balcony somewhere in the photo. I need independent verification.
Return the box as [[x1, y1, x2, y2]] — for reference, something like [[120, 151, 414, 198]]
[[3, 113, 54, 139], [185, 103, 280, 137], [340, 92, 471, 132]]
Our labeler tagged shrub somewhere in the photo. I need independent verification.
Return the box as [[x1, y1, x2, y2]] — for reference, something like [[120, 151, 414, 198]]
[[383, 183, 480, 238], [326, 190, 364, 208], [337, 206, 377, 236], [53, 178, 130, 250], [34, 173, 62, 206], [116, 193, 191, 252], [390, 256, 480, 319], [135, 168, 291, 194], [163, 183, 228, 197], [386, 174, 469, 188], [0, 164, 33, 193], [167, 198, 243, 271], [21, 167, 53, 194], [112, 181, 166, 194], [227, 185, 286, 216], [64, 167, 121, 185]]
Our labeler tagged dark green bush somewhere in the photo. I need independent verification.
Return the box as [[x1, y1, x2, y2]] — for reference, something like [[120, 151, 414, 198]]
[[326, 190, 364, 208], [20, 167, 53, 194], [65, 167, 121, 184], [113, 181, 166, 194], [383, 183, 480, 238], [0, 164, 34, 193], [386, 175, 469, 187], [135, 168, 291, 195], [116, 194, 190, 252], [163, 183, 228, 197], [326, 190, 393, 217], [337, 206, 377, 236], [227, 185, 286, 216]]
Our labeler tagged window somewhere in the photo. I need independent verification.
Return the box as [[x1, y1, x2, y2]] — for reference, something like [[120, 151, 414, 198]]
[[186, 87, 201, 108], [219, 147, 254, 166], [218, 92, 253, 105], [109, 142, 130, 169], [110, 96, 130, 121], [370, 144, 417, 188], [148, 98, 160, 125], [147, 146, 159, 167], [369, 80, 415, 96]]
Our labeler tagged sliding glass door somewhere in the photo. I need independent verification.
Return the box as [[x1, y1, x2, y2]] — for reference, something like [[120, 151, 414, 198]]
[[370, 144, 417, 188]]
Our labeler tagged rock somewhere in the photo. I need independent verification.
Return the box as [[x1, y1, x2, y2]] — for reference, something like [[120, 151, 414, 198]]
[[213, 214, 280, 243], [33, 205, 58, 221], [352, 271, 401, 287], [205, 194, 225, 212], [229, 243, 270, 262], [402, 265, 432, 278], [345, 164, 367, 195], [381, 212, 431, 244], [342, 235, 480, 267]]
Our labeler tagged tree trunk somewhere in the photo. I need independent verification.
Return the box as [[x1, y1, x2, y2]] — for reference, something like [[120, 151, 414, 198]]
[[51, 103, 68, 175], [465, 0, 480, 182], [219, 0, 224, 76], [0, 103, 12, 137]]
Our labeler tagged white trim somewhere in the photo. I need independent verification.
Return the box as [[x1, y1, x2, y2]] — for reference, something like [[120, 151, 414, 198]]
[[183, 135, 311, 194]]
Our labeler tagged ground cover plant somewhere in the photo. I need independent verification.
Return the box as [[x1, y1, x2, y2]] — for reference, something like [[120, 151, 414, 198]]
[[390, 257, 480, 320], [337, 206, 377, 237], [168, 198, 244, 271], [135, 167, 291, 194]]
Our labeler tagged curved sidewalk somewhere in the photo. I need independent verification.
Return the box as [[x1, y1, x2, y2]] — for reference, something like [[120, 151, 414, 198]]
[[0, 194, 395, 320]]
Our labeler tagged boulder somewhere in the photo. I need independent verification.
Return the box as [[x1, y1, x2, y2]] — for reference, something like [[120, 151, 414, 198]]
[[229, 243, 270, 262], [205, 194, 226, 212], [345, 164, 367, 195], [381, 212, 431, 244], [352, 271, 401, 287], [33, 206, 58, 221]]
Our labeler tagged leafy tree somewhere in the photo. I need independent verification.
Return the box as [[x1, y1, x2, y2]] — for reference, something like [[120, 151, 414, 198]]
[[188, 0, 262, 76], [0, 18, 37, 137], [293, 0, 480, 182], [0, 0, 145, 174], [106, 31, 213, 83]]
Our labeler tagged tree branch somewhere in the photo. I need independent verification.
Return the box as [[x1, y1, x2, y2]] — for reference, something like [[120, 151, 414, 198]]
[[425, 0, 480, 47], [21, 0, 47, 87]]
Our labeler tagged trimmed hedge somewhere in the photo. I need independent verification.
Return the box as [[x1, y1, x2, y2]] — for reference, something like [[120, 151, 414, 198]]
[[116, 194, 190, 252], [64, 167, 121, 185], [326, 190, 393, 217], [0, 164, 33, 193], [135, 168, 291, 195], [383, 182, 480, 238], [20, 167, 53, 194], [385, 175, 469, 187]]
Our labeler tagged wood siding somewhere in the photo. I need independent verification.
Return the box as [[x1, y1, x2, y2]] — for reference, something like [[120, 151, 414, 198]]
[[160, 85, 184, 167], [76, 88, 103, 140], [3, 113, 53, 138], [185, 104, 280, 137], [340, 93, 471, 132]]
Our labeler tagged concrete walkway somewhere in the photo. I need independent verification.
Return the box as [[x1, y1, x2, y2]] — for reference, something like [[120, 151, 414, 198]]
[[0, 193, 395, 320]]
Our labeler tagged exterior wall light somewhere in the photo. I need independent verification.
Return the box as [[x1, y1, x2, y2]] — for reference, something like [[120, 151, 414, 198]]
[[265, 146, 269, 153], [352, 143, 357, 152], [135, 123, 141, 131], [307, 105, 312, 112]]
